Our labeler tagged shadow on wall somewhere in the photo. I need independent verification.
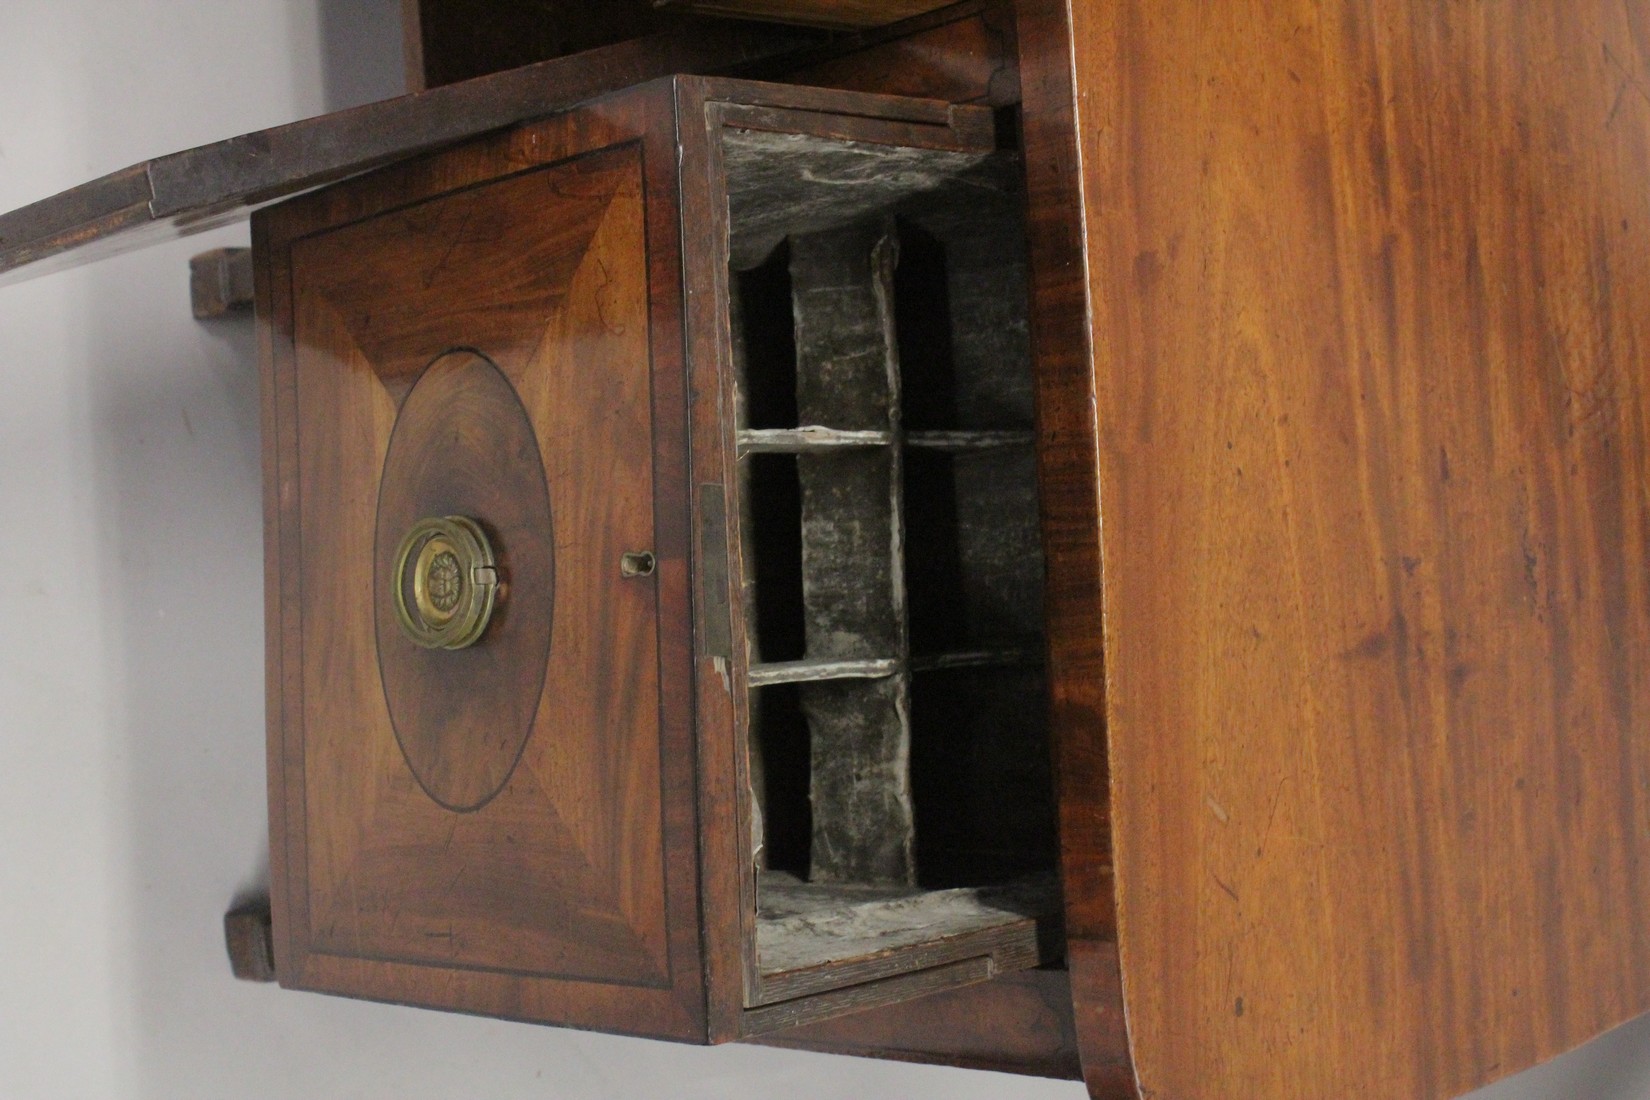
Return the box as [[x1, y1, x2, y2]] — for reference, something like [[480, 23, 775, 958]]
[[82, 0, 406, 1093], [87, 248, 270, 1092]]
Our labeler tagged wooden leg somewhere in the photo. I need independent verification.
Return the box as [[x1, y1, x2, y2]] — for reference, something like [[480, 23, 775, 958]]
[[189, 247, 254, 319], [223, 896, 276, 982]]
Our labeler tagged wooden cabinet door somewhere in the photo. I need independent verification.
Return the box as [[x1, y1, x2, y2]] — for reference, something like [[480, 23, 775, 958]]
[[257, 82, 706, 1041]]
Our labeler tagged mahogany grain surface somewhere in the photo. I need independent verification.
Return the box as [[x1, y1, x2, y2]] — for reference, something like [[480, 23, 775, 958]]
[[1067, 2, 1650, 1097], [260, 84, 706, 1040]]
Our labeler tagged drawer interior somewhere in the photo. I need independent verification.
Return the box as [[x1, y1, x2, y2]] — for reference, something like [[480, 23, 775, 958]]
[[719, 124, 1061, 1012]]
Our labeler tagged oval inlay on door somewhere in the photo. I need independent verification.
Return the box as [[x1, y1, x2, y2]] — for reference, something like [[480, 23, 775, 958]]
[[374, 348, 555, 812]]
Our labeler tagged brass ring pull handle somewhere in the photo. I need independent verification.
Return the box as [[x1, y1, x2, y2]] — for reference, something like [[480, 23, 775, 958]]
[[392, 516, 499, 650]]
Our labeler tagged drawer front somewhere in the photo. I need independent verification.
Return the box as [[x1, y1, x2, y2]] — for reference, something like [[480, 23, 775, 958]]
[[259, 84, 704, 1039]]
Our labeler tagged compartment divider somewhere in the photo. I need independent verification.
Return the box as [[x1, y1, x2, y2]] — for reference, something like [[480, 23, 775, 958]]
[[790, 220, 914, 888]]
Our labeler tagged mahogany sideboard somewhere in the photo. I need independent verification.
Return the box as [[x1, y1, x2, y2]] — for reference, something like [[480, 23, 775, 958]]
[[3, 3, 1650, 1098]]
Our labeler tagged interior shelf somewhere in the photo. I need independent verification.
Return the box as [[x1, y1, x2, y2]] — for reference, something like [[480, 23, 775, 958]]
[[747, 656, 902, 686], [737, 427, 895, 453], [748, 645, 1042, 686], [753, 872, 1058, 1003], [738, 428, 1032, 453]]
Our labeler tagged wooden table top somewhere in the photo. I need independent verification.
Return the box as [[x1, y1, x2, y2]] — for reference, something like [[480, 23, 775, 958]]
[[1059, 1, 1650, 1096]]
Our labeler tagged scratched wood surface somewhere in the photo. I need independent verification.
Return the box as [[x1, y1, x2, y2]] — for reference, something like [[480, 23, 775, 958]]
[[1069, 2, 1650, 1097]]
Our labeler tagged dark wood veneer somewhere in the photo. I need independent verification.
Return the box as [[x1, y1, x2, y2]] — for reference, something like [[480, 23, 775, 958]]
[[260, 84, 706, 1040], [1012, 3, 1135, 1096]]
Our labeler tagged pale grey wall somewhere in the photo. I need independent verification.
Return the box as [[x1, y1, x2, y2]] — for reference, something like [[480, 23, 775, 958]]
[[0, 1, 1643, 1097]]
